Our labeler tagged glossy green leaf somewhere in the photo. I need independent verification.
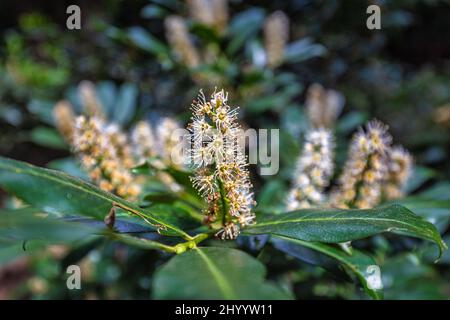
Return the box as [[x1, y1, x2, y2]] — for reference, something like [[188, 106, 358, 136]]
[[0, 156, 189, 238], [244, 204, 446, 258], [394, 197, 450, 233], [153, 247, 291, 299], [0, 207, 98, 244], [272, 236, 383, 299]]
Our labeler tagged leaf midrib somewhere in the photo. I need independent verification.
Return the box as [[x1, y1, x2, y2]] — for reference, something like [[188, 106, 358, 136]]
[[250, 216, 432, 238], [0, 160, 186, 237], [195, 248, 236, 299]]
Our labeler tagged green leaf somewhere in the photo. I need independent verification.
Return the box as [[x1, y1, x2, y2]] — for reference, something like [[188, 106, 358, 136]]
[[127, 26, 169, 57], [336, 111, 368, 135], [96, 81, 118, 118], [145, 203, 202, 231], [256, 180, 287, 214], [0, 207, 98, 245], [272, 236, 383, 299], [27, 99, 55, 125], [113, 83, 138, 126], [283, 38, 327, 64], [381, 253, 447, 300], [191, 22, 220, 43], [153, 247, 291, 299], [47, 157, 87, 179], [0, 156, 189, 238], [393, 197, 450, 232], [227, 8, 265, 56], [244, 204, 447, 258]]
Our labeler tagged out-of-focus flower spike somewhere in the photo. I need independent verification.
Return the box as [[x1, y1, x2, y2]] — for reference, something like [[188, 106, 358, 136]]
[[187, 0, 213, 26], [306, 83, 344, 128], [53, 100, 75, 143], [104, 123, 135, 169], [383, 146, 413, 200], [330, 120, 392, 209], [79, 81, 105, 119], [131, 121, 156, 163], [286, 128, 335, 210], [211, 0, 229, 31], [72, 115, 141, 200], [264, 11, 289, 68], [165, 15, 201, 68], [188, 0, 229, 32], [432, 104, 450, 128], [157, 117, 185, 169]]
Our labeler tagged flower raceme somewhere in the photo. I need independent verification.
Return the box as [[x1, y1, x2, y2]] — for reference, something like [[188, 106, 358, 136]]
[[131, 118, 185, 169], [287, 88, 413, 212], [286, 128, 335, 210], [72, 116, 141, 200], [53, 100, 75, 143], [165, 15, 201, 69], [306, 83, 344, 129], [53, 80, 190, 200], [130, 118, 185, 192], [188, 89, 256, 239], [264, 11, 289, 68], [331, 120, 393, 209], [383, 146, 413, 200], [187, 0, 229, 33], [286, 84, 341, 211]]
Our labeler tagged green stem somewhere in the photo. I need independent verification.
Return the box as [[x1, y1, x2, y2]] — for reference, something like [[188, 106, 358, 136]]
[[106, 232, 178, 253], [172, 232, 210, 254], [216, 178, 230, 227], [105, 231, 211, 254]]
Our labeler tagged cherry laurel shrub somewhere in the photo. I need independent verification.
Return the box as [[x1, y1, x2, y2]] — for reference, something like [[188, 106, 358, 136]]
[[0, 87, 447, 300]]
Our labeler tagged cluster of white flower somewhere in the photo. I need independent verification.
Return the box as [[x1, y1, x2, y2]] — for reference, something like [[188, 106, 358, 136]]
[[131, 118, 185, 169], [53, 80, 191, 199], [383, 146, 413, 200], [72, 116, 141, 200], [188, 89, 256, 239], [286, 128, 335, 210], [287, 84, 412, 211], [131, 118, 185, 192], [131, 121, 156, 162], [330, 120, 393, 209]]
